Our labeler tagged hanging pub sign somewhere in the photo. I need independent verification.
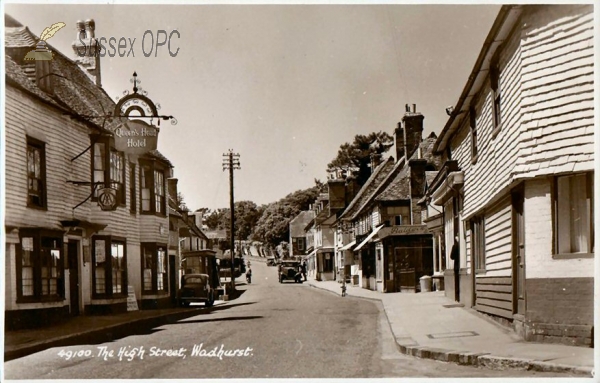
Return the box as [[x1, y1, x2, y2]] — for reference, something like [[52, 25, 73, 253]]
[[98, 187, 118, 211], [113, 120, 158, 155]]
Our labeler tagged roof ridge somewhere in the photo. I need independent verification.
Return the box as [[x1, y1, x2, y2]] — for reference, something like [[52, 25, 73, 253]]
[[339, 156, 395, 220]]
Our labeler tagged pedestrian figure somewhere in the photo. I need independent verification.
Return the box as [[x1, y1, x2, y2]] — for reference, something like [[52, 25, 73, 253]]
[[301, 261, 307, 281], [450, 234, 460, 302], [341, 280, 347, 297]]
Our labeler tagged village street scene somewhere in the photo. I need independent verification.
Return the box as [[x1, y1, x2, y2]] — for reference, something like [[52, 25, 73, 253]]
[[2, 2, 596, 380]]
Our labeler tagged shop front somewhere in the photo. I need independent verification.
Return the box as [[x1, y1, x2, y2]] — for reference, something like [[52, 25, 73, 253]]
[[378, 225, 433, 293]]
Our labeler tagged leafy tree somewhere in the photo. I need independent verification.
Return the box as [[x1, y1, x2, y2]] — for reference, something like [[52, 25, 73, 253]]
[[176, 192, 190, 212], [204, 208, 228, 230], [251, 184, 320, 247], [327, 131, 394, 186]]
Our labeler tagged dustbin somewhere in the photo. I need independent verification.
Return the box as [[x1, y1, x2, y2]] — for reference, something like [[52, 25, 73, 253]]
[[419, 275, 432, 292]]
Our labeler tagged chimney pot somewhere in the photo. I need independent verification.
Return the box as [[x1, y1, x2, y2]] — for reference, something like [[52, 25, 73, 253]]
[[412, 104, 416, 113]]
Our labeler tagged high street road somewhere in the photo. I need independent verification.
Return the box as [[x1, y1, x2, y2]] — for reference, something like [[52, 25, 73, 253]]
[[4, 261, 575, 379]]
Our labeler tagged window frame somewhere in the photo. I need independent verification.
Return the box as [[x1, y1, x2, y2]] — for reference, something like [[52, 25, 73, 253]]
[[471, 216, 486, 273], [552, 172, 594, 259], [16, 229, 65, 303], [26, 136, 47, 209], [469, 106, 479, 164], [91, 235, 128, 298], [91, 136, 126, 207], [129, 163, 136, 214], [490, 59, 502, 139], [139, 159, 168, 216], [141, 242, 169, 293]]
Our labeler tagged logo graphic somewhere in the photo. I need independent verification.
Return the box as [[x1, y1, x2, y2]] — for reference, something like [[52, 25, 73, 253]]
[[98, 187, 118, 211], [24, 22, 66, 61]]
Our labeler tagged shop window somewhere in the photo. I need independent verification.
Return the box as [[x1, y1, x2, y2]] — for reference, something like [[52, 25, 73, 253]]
[[142, 243, 168, 293], [554, 173, 594, 256], [91, 138, 125, 205], [140, 161, 167, 216], [27, 137, 46, 209], [471, 216, 485, 272], [17, 229, 64, 302], [129, 163, 136, 214], [92, 236, 127, 298]]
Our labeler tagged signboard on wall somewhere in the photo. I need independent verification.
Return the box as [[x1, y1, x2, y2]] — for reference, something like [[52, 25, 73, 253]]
[[378, 225, 429, 238], [113, 120, 159, 155]]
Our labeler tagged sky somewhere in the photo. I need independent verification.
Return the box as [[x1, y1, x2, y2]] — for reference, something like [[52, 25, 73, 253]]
[[3, 2, 501, 211]]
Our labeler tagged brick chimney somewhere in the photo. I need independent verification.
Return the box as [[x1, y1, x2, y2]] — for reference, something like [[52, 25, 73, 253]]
[[327, 179, 346, 212], [72, 19, 101, 86], [402, 104, 424, 160], [394, 122, 405, 161], [409, 158, 428, 224]]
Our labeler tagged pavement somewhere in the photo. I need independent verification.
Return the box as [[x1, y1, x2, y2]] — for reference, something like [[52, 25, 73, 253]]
[[304, 276, 596, 377], [3, 300, 229, 362], [3, 254, 595, 377]]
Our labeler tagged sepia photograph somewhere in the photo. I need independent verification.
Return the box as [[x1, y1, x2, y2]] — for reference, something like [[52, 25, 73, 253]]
[[1, 1, 597, 380]]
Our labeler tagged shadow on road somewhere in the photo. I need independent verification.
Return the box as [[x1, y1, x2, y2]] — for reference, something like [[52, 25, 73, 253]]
[[177, 315, 263, 325]]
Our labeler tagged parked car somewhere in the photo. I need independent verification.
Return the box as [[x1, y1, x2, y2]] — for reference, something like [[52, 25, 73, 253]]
[[266, 257, 277, 266], [278, 260, 303, 283], [178, 274, 215, 307]]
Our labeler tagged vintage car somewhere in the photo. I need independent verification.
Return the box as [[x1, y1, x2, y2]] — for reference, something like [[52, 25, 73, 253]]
[[278, 260, 303, 283], [178, 273, 215, 307]]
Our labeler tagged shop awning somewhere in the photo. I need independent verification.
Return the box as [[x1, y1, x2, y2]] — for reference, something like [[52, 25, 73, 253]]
[[354, 225, 384, 251], [339, 240, 356, 251]]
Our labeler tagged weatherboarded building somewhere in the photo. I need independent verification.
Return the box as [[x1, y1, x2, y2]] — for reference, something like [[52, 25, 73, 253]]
[[426, 4, 594, 345], [4, 16, 176, 328]]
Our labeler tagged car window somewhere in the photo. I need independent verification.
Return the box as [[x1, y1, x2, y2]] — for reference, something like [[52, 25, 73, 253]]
[[184, 276, 207, 285]]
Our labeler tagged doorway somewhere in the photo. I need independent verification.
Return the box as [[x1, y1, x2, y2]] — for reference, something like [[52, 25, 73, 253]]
[[68, 241, 80, 316], [512, 188, 526, 315], [169, 255, 177, 306]]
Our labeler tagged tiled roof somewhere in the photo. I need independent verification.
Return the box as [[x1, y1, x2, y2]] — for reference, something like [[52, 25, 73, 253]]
[[338, 156, 395, 221], [4, 25, 36, 47], [147, 150, 174, 167], [5, 55, 62, 108], [290, 210, 315, 237], [376, 167, 411, 201], [5, 16, 175, 169], [376, 135, 440, 202], [5, 24, 117, 133]]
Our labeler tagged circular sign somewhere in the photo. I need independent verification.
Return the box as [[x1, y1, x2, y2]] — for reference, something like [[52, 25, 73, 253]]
[[98, 187, 118, 211]]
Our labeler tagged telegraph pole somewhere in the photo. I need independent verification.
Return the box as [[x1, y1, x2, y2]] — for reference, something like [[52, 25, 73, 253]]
[[223, 150, 240, 292]]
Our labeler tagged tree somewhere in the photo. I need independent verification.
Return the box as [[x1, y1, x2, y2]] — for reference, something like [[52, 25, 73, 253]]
[[327, 131, 394, 186], [176, 192, 190, 212], [251, 184, 320, 247]]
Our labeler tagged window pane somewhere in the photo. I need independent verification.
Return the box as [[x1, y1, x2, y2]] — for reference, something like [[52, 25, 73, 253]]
[[143, 246, 153, 291], [557, 174, 591, 253], [95, 240, 106, 294]]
